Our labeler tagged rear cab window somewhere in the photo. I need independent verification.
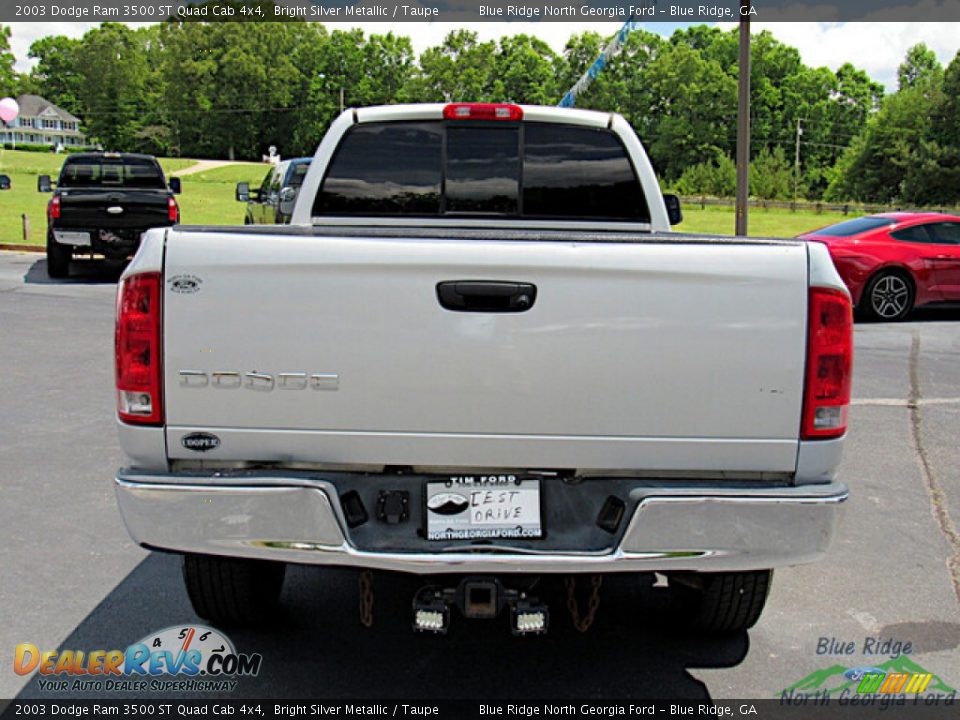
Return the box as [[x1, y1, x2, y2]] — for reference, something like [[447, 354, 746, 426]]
[[58, 156, 166, 189], [446, 126, 519, 214], [523, 124, 648, 220], [315, 122, 442, 215], [313, 121, 649, 222]]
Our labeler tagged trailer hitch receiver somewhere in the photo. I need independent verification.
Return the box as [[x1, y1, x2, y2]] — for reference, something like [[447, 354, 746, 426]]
[[412, 577, 548, 635]]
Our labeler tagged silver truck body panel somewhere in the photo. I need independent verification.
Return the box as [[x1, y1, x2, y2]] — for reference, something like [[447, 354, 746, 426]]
[[161, 232, 809, 473]]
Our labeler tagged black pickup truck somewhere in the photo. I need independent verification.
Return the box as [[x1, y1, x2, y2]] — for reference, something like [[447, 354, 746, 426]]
[[39, 153, 181, 278]]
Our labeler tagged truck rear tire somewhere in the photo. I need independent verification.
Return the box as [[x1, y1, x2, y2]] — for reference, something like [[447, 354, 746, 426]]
[[182, 554, 286, 626], [46, 234, 71, 279], [673, 570, 772, 633]]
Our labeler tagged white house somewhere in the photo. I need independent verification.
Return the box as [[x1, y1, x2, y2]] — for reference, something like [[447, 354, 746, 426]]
[[1, 94, 89, 148]]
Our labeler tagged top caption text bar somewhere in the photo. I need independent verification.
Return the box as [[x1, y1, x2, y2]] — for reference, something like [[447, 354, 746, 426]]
[[6, 0, 960, 23]]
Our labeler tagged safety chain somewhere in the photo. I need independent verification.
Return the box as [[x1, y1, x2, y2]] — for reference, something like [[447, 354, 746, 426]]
[[359, 570, 374, 627], [564, 575, 603, 633]]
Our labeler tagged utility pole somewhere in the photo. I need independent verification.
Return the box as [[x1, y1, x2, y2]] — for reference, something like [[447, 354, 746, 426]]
[[340, 86, 345, 114], [735, 3, 751, 236], [794, 118, 804, 202]]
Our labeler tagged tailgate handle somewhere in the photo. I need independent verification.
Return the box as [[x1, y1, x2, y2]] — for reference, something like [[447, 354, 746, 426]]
[[436, 281, 537, 313]]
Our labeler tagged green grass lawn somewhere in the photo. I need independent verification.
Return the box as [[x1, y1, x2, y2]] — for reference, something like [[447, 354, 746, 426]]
[[0, 149, 197, 178], [0, 173, 51, 245], [676, 203, 847, 238], [0, 149, 67, 176], [158, 158, 198, 175], [0, 148, 855, 246], [177, 183, 247, 226], [172, 162, 268, 227], [183, 163, 270, 185]]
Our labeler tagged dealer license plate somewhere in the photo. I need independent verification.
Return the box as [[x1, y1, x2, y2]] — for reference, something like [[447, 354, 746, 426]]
[[426, 476, 542, 541], [54, 231, 91, 246]]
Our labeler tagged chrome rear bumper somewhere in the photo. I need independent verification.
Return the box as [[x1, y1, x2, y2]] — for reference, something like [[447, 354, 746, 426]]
[[115, 470, 847, 574]]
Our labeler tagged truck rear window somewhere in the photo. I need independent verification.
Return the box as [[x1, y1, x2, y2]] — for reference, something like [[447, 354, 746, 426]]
[[315, 123, 442, 215], [446, 126, 519, 214], [58, 157, 166, 189], [314, 121, 649, 222]]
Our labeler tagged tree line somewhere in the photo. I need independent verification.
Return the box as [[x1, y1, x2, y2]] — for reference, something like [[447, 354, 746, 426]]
[[1, 21, 958, 205]]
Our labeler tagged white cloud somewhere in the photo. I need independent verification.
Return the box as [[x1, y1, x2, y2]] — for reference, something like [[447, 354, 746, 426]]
[[336, 21, 625, 54], [718, 22, 960, 90], [7, 20, 960, 92]]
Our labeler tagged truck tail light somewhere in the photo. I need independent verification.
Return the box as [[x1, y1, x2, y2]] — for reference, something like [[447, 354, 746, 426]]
[[167, 196, 179, 223], [802, 287, 853, 439], [48, 196, 61, 220], [443, 103, 523, 121], [116, 272, 163, 425]]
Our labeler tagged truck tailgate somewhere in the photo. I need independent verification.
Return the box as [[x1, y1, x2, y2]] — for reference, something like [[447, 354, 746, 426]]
[[59, 188, 171, 229], [162, 230, 809, 473]]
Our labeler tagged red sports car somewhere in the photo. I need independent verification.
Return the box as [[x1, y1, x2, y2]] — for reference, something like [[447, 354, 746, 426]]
[[799, 212, 960, 321]]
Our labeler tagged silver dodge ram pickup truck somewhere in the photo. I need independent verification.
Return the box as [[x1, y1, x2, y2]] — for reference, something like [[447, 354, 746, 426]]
[[114, 103, 851, 635]]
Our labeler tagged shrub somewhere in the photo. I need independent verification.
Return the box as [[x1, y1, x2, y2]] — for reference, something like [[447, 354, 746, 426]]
[[675, 153, 737, 197], [750, 146, 795, 200]]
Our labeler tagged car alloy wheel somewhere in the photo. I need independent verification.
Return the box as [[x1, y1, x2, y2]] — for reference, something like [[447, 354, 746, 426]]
[[869, 274, 911, 320]]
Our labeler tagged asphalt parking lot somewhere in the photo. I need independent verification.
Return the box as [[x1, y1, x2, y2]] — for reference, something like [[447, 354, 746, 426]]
[[0, 250, 958, 701]]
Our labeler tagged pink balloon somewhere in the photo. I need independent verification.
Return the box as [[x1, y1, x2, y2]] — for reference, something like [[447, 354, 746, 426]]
[[0, 97, 20, 125]]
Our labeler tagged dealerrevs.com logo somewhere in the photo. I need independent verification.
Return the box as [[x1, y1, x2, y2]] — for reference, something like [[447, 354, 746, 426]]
[[14, 625, 262, 693]]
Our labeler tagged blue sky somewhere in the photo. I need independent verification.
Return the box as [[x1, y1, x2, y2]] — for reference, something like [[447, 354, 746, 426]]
[[8, 21, 960, 91]]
